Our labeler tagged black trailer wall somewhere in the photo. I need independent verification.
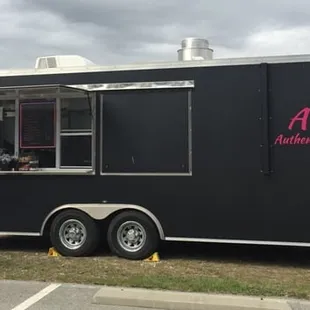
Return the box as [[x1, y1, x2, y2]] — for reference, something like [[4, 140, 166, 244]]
[[0, 62, 310, 245]]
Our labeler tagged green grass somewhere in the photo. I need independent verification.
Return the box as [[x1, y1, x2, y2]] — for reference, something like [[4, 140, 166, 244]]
[[0, 250, 309, 300]]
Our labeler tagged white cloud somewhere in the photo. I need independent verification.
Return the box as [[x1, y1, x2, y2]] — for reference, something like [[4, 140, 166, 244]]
[[246, 26, 310, 56], [1, 0, 310, 68], [213, 26, 310, 59]]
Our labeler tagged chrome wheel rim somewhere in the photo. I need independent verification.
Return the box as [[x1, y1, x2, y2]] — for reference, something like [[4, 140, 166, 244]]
[[59, 219, 87, 250], [116, 221, 146, 252]]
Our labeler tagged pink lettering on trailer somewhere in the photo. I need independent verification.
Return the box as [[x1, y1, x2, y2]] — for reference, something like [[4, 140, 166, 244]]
[[274, 107, 310, 145]]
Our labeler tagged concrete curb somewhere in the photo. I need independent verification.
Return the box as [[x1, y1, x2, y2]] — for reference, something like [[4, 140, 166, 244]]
[[92, 286, 310, 310]]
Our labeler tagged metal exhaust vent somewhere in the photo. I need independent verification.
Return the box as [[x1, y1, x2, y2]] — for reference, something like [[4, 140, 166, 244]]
[[177, 37, 214, 61]]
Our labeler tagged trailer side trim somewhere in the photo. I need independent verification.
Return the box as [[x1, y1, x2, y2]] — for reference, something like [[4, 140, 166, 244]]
[[2, 232, 310, 249], [165, 237, 310, 247], [0, 232, 40, 236]]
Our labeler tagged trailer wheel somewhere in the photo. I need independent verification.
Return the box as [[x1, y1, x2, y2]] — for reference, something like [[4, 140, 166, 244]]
[[50, 209, 100, 257], [107, 211, 159, 260]]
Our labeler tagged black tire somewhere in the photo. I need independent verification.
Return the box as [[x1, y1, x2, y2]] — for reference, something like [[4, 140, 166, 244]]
[[107, 211, 159, 260], [50, 209, 100, 257]]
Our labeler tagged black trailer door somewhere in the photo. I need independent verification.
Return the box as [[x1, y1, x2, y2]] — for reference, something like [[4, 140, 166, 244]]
[[265, 62, 310, 243], [100, 88, 191, 175]]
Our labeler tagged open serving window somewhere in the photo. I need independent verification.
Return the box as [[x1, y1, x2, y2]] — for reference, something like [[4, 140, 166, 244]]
[[0, 84, 95, 174], [0, 79, 194, 176]]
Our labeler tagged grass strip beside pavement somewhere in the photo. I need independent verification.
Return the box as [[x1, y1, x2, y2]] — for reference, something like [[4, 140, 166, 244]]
[[0, 251, 309, 300]]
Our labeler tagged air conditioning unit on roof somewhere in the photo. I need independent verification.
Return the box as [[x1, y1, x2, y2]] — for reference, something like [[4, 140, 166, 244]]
[[35, 55, 96, 69]]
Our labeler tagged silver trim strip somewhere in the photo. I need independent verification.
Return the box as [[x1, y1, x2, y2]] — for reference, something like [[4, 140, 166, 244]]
[[91, 93, 96, 172], [68, 80, 194, 92], [188, 90, 193, 174], [59, 166, 92, 169], [60, 129, 91, 132], [0, 84, 76, 90], [60, 132, 92, 136], [164, 237, 310, 247], [0, 169, 94, 175], [0, 94, 88, 100], [100, 173, 192, 176], [14, 94, 19, 157], [0, 232, 40, 236], [19, 93, 87, 100], [55, 94, 61, 168], [100, 94, 104, 174], [2, 231, 310, 249]]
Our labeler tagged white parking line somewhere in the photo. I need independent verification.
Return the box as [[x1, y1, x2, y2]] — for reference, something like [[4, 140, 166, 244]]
[[11, 283, 62, 310]]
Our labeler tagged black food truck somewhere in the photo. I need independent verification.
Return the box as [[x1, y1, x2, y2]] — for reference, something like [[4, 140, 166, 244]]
[[0, 40, 310, 260]]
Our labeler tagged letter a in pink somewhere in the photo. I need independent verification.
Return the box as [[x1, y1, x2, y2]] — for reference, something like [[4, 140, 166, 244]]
[[288, 107, 310, 131]]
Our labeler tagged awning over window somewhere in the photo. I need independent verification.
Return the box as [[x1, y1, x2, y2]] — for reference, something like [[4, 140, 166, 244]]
[[0, 80, 195, 99], [67, 80, 195, 92], [0, 84, 88, 100], [0, 84, 87, 100]]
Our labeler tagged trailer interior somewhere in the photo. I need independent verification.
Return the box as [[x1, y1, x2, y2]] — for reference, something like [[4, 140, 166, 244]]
[[0, 85, 94, 173]]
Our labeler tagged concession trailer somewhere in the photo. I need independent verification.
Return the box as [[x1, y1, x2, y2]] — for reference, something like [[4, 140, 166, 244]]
[[0, 37, 309, 260]]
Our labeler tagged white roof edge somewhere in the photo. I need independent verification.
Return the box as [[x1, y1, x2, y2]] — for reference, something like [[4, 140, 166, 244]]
[[1, 54, 310, 77]]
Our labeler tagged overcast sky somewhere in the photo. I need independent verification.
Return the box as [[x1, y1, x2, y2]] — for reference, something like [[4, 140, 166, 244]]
[[1, 0, 310, 69]]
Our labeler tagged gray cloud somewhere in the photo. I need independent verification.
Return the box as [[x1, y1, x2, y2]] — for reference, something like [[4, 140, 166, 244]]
[[1, 0, 310, 68]]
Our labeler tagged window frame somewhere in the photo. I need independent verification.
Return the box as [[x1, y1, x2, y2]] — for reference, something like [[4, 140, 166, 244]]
[[58, 94, 95, 169], [99, 85, 194, 177], [0, 85, 96, 174]]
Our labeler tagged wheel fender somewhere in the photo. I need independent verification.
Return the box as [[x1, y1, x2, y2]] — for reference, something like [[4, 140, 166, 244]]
[[40, 203, 165, 240]]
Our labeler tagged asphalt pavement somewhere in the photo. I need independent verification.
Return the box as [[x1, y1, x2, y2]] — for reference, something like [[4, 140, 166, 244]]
[[2, 279, 310, 310], [0, 280, 161, 310]]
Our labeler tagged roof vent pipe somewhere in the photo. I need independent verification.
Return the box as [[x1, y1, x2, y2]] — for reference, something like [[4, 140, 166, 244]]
[[177, 37, 213, 61]]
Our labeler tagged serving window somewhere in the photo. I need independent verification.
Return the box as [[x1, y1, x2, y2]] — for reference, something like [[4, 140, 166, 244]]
[[0, 85, 95, 174], [0, 80, 194, 175]]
